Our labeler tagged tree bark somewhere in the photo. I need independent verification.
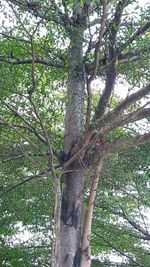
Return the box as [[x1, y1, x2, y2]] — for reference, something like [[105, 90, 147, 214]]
[[52, 30, 85, 267], [80, 159, 104, 267]]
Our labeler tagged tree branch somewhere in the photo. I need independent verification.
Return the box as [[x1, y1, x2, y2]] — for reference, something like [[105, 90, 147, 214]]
[[7, 0, 72, 27], [104, 107, 150, 133], [95, 0, 130, 119], [120, 21, 150, 52], [104, 132, 150, 155], [88, 1, 108, 83], [0, 32, 31, 43], [1, 100, 47, 145], [2, 171, 48, 196], [114, 84, 150, 114], [0, 56, 64, 68], [85, 0, 108, 127], [97, 83, 150, 132], [0, 116, 41, 150], [120, 207, 150, 239], [28, 97, 57, 179], [108, 205, 150, 241], [93, 232, 144, 267]]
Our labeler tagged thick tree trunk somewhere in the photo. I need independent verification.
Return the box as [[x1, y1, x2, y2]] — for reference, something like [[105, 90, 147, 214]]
[[55, 163, 85, 267], [52, 30, 85, 267]]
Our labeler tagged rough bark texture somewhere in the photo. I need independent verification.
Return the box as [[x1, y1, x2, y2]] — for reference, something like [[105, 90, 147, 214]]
[[57, 163, 84, 267], [53, 30, 85, 267]]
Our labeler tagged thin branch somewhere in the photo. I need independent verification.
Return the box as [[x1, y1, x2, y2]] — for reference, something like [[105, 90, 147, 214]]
[[61, 0, 69, 17], [0, 117, 40, 150], [29, 97, 57, 179], [93, 232, 144, 267], [1, 100, 47, 145], [2, 171, 48, 196], [88, 1, 108, 83], [120, 207, 150, 238], [2, 154, 23, 162], [50, 0, 72, 27], [128, 232, 150, 241], [0, 32, 31, 43], [8, 1, 30, 36], [1, 151, 60, 163], [28, 36, 36, 95], [118, 46, 150, 62], [136, 193, 149, 233]]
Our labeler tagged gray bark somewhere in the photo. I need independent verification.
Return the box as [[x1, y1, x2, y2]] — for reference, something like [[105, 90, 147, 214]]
[[52, 30, 85, 267]]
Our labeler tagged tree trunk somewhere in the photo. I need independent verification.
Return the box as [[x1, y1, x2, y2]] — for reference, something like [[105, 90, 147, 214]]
[[52, 30, 85, 267]]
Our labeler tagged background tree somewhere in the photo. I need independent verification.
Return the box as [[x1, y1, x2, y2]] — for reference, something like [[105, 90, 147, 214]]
[[0, 0, 150, 267]]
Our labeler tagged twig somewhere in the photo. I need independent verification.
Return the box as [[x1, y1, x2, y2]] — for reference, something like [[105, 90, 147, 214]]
[[0, 32, 31, 43], [2, 171, 48, 196], [0, 117, 40, 150], [29, 97, 57, 179], [1, 100, 47, 145], [93, 231, 144, 267]]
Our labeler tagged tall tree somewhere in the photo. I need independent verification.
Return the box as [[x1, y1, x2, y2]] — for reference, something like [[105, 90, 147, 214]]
[[0, 1, 150, 267]]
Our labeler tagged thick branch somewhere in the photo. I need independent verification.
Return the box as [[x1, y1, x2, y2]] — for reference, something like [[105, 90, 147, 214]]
[[97, 84, 150, 132], [88, 1, 108, 83], [87, 46, 150, 76], [104, 132, 150, 155], [104, 107, 150, 133], [7, 0, 72, 27], [121, 21, 150, 51], [85, 1, 108, 127], [114, 84, 150, 114], [0, 56, 64, 68], [95, 0, 130, 119], [62, 104, 150, 169]]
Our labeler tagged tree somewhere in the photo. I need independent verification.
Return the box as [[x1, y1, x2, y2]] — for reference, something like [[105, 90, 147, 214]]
[[0, 0, 150, 267]]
